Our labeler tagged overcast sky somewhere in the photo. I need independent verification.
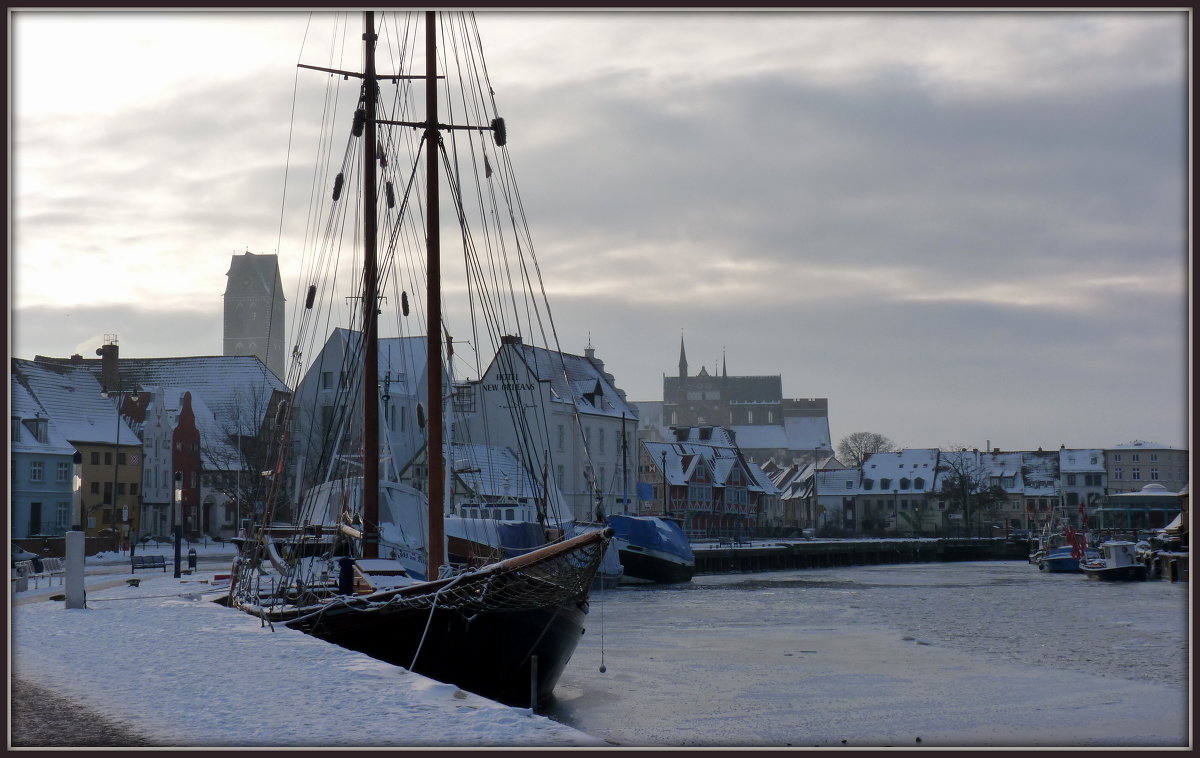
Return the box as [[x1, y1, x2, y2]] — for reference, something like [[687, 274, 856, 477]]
[[9, 10, 1191, 452]]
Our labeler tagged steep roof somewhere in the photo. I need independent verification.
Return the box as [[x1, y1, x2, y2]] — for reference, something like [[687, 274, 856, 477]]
[[33, 354, 288, 438], [451, 443, 543, 501], [10, 371, 76, 455], [505, 340, 637, 420], [12, 359, 140, 447]]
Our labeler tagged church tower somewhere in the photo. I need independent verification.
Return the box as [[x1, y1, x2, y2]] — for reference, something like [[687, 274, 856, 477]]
[[223, 252, 285, 378]]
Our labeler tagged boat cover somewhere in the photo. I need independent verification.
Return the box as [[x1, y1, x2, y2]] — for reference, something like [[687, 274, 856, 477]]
[[607, 515, 694, 562]]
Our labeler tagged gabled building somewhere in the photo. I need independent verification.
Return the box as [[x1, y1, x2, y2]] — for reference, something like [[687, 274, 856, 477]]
[[640, 426, 779, 539], [11, 358, 142, 543], [33, 346, 291, 540], [454, 337, 639, 524], [290, 329, 429, 493], [858, 449, 940, 534], [10, 369, 77, 538]]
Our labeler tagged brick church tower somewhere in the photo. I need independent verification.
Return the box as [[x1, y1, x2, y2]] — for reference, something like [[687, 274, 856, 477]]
[[223, 252, 285, 379]]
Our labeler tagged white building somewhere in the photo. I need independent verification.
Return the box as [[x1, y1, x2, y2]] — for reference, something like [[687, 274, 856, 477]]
[[454, 337, 639, 524]]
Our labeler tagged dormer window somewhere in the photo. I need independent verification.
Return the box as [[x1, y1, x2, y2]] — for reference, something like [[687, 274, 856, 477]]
[[863, 478, 874, 490], [899, 477, 910, 490], [914, 477, 926, 489], [880, 478, 891, 489], [23, 418, 49, 443]]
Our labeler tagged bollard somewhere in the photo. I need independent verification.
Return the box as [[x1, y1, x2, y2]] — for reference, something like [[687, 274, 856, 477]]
[[187, 547, 197, 570], [337, 556, 355, 595], [530, 655, 538, 712]]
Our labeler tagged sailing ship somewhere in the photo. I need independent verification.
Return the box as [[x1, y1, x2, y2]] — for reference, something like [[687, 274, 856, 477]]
[[229, 10, 611, 708]]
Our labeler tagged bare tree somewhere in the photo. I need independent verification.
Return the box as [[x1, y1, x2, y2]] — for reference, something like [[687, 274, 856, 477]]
[[936, 447, 1006, 535], [836, 432, 897, 468]]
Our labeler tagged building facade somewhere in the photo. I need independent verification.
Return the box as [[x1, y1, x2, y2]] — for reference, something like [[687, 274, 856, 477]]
[[1105, 441, 1189, 495]]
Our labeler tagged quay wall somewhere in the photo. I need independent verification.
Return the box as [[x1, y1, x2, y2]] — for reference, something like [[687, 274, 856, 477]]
[[693, 538, 1028, 575]]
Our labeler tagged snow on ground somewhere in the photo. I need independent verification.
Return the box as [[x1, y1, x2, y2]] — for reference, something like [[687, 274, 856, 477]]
[[10, 543, 601, 747]]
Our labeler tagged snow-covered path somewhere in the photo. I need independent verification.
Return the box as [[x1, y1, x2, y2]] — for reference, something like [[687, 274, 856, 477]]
[[10, 545, 601, 747]]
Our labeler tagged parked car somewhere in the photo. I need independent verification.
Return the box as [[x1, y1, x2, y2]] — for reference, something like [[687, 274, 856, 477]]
[[11, 543, 44, 571]]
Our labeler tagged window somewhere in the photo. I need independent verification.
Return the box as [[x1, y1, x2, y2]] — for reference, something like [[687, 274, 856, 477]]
[[57, 462, 71, 482], [1150, 453, 1159, 462], [90, 482, 100, 495], [863, 478, 874, 490], [104, 452, 113, 466], [118, 452, 127, 466], [130, 483, 139, 496], [91, 452, 100, 465], [321, 371, 334, 389], [556, 465, 565, 489], [747, 411, 754, 424], [1132, 454, 1140, 462], [557, 424, 565, 452], [899, 478, 910, 490], [1115, 468, 1123, 480], [1150, 468, 1159, 481], [117, 483, 126, 495], [29, 461, 44, 482], [846, 480, 853, 489], [1132, 468, 1142, 481], [1002, 476, 1015, 488], [1114, 454, 1122, 462], [56, 502, 70, 528], [767, 411, 774, 424], [880, 478, 891, 489], [599, 428, 606, 454], [1066, 474, 1076, 486], [11, 417, 19, 442]]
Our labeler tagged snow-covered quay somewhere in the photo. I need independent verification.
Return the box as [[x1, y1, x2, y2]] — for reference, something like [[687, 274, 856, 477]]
[[10, 544, 601, 747]]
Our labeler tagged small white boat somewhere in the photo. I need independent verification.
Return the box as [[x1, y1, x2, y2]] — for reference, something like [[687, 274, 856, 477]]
[[1080, 540, 1149, 581]]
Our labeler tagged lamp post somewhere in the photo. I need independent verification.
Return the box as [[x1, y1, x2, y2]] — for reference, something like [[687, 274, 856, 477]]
[[893, 489, 899, 536], [102, 387, 140, 553], [173, 471, 183, 578]]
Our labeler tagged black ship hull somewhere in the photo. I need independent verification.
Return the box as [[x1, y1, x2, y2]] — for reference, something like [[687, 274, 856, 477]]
[[290, 598, 589, 708]]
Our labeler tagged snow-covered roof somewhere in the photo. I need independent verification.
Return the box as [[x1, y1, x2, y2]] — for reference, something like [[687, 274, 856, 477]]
[[781, 415, 831, 450], [451, 443, 542, 501], [1058, 448, 1105, 472], [9, 372, 76, 456], [643, 437, 776, 494], [35, 354, 289, 438], [860, 449, 939, 493], [1112, 440, 1175, 450], [12, 359, 140, 447], [729, 424, 788, 449], [504, 340, 637, 420]]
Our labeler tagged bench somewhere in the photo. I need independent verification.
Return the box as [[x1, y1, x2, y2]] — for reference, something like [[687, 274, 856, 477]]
[[131, 555, 167, 572], [34, 557, 65, 587]]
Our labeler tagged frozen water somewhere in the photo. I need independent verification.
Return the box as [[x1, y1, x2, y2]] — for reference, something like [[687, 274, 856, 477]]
[[547, 560, 1190, 748]]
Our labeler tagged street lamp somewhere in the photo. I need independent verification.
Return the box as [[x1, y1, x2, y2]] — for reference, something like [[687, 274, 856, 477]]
[[173, 471, 183, 578], [101, 387, 140, 553], [893, 489, 899, 535]]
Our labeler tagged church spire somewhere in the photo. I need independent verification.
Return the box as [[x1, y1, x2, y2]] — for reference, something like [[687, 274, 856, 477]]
[[722, 348, 727, 378], [679, 332, 688, 378]]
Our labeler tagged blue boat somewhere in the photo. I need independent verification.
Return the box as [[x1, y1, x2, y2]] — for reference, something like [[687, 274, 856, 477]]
[[607, 514, 695, 584], [1038, 545, 1100, 572]]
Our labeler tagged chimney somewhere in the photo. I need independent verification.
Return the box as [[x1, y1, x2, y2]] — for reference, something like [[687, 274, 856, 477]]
[[96, 340, 119, 394], [500, 335, 522, 345], [69, 354, 83, 363]]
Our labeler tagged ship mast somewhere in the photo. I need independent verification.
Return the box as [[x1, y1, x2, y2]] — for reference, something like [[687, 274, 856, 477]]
[[361, 11, 381, 560], [424, 10, 446, 578]]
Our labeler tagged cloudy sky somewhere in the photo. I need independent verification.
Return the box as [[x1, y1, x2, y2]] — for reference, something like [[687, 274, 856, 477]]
[[9, 10, 1190, 452]]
